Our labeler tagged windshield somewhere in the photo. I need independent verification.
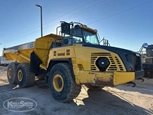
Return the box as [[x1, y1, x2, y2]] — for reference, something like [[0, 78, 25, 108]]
[[63, 27, 100, 45], [83, 30, 99, 45]]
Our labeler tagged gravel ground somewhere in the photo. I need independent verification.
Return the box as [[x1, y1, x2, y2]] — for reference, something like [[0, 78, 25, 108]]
[[0, 66, 153, 115]]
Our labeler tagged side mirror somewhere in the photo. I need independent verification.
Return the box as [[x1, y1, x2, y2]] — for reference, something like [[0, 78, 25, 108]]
[[61, 22, 70, 34], [142, 43, 148, 48]]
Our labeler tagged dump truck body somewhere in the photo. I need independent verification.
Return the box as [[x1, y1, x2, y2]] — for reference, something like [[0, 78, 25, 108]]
[[3, 21, 144, 102], [3, 34, 60, 69]]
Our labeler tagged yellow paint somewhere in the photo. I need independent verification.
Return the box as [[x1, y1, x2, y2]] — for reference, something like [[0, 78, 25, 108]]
[[48, 46, 76, 66], [74, 70, 135, 86], [73, 44, 126, 72], [113, 72, 135, 86], [75, 70, 113, 84], [4, 49, 33, 63], [34, 34, 60, 66], [3, 33, 60, 69]]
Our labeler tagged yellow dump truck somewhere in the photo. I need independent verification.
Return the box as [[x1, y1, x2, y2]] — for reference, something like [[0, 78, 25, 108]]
[[3, 21, 144, 102]]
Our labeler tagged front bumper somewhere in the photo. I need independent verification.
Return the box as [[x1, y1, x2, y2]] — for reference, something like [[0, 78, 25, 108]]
[[75, 70, 144, 86], [113, 70, 144, 86]]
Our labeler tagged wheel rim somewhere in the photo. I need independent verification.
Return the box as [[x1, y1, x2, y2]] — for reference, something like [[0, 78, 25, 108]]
[[18, 70, 23, 81], [8, 68, 12, 78], [53, 74, 64, 92]]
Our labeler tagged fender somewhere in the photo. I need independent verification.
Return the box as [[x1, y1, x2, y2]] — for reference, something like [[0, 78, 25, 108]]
[[46, 58, 75, 83]]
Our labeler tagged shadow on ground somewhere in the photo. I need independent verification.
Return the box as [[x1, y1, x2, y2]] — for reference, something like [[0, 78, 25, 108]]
[[77, 89, 153, 115]]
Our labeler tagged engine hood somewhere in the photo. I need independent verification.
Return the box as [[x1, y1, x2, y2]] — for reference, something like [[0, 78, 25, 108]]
[[84, 44, 141, 71]]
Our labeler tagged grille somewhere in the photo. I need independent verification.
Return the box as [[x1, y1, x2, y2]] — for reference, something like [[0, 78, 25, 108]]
[[91, 53, 124, 71], [115, 56, 124, 71], [91, 53, 110, 71], [107, 57, 117, 71]]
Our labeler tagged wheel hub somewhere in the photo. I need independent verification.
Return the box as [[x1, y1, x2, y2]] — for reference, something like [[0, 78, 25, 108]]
[[18, 70, 23, 81], [53, 74, 64, 92]]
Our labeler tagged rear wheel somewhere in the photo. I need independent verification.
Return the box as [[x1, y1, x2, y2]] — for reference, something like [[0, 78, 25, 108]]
[[16, 64, 35, 87], [7, 62, 17, 84], [48, 63, 81, 102]]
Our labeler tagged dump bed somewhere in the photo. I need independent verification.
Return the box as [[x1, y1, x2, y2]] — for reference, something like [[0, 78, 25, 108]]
[[3, 33, 60, 69]]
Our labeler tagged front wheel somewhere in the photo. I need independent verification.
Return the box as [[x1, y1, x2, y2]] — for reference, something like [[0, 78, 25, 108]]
[[48, 63, 81, 102]]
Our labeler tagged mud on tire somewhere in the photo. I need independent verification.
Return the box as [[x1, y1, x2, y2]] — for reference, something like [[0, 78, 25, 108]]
[[48, 63, 81, 102], [16, 63, 35, 87]]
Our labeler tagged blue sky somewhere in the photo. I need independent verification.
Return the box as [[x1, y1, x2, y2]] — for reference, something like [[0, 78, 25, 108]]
[[0, 0, 153, 56]]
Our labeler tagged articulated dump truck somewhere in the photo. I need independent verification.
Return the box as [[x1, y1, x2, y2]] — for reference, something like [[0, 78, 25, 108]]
[[3, 21, 144, 102]]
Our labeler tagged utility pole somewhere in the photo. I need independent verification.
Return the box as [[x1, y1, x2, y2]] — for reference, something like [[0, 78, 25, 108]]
[[36, 4, 43, 37]]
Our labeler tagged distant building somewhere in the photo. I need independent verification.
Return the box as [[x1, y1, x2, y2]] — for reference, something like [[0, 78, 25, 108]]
[[0, 56, 13, 66]]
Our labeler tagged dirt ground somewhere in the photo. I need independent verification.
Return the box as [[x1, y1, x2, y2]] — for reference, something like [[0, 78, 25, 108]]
[[0, 66, 153, 115]]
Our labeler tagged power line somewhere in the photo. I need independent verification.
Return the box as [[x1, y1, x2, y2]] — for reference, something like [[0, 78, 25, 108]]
[[2, 29, 38, 44], [43, 0, 111, 31], [87, 0, 153, 25], [34, 0, 109, 31], [57, 0, 110, 22], [42, 0, 95, 25]]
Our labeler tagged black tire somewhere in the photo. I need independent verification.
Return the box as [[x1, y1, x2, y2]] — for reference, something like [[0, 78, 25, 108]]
[[85, 84, 103, 91], [16, 64, 35, 87], [7, 62, 17, 84], [48, 63, 81, 102]]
